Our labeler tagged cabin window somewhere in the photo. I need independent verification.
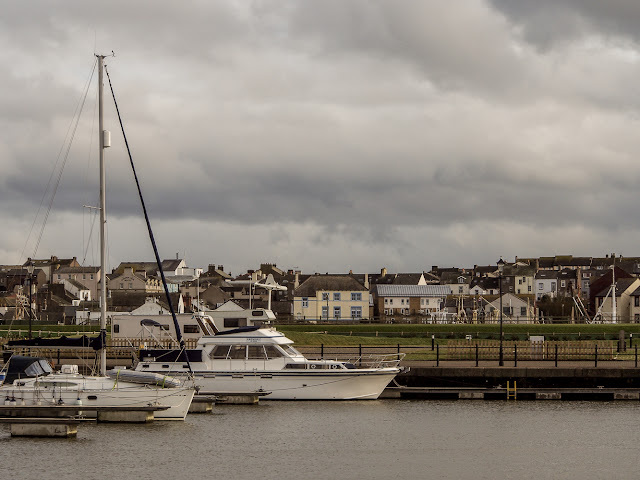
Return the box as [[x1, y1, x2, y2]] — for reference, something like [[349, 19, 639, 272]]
[[161, 324, 170, 330], [224, 318, 240, 328], [251, 310, 264, 317], [113, 324, 120, 333], [264, 346, 283, 359], [229, 345, 246, 359], [248, 346, 265, 359], [183, 325, 199, 334], [209, 345, 231, 359]]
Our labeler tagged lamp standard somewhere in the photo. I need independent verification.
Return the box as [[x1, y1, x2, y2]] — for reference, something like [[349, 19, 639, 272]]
[[497, 258, 505, 366], [26, 261, 34, 339]]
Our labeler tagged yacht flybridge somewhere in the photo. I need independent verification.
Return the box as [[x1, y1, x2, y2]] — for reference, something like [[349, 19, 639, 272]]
[[136, 322, 404, 400]]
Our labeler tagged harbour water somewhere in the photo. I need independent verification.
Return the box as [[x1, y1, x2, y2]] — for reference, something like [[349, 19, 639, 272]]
[[2, 400, 639, 480]]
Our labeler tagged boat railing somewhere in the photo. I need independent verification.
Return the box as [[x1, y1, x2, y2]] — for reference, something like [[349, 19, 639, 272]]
[[346, 353, 405, 369]]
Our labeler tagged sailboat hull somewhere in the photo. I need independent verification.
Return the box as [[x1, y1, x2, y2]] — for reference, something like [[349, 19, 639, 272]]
[[1, 374, 195, 420]]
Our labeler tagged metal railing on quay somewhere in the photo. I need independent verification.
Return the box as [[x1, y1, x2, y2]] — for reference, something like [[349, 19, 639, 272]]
[[296, 340, 640, 368]]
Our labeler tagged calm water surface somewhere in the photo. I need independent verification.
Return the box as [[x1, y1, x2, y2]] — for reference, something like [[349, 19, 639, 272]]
[[2, 400, 640, 480]]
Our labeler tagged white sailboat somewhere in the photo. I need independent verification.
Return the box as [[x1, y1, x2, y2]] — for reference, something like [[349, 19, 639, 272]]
[[0, 54, 195, 420]]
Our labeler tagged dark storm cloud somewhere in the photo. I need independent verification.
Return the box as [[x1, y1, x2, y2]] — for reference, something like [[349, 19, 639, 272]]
[[489, 0, 640, 48], [3, 1, 640, 273]]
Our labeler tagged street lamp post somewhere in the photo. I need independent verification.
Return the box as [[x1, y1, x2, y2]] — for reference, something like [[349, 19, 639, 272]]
[[26, 261, 34, 339], [497, 258, 505, 366]]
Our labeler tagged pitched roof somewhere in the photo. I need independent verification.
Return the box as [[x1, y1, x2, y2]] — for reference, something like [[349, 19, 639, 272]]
[[294, 275, 367, 297], [593, 278, 638, 297], [375, 285, 451, 297], [56, 266, 100, 274]]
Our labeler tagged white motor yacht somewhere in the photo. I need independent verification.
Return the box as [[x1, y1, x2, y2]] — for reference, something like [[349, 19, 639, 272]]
[[135, 325, 404, 400]]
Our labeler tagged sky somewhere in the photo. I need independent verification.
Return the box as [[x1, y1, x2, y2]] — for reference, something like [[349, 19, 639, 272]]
[[3, 1, 640, 277]]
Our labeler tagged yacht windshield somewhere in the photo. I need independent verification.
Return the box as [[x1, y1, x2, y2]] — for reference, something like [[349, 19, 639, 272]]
[[283, 346, 302, 357], [24, 360, 53, 377]]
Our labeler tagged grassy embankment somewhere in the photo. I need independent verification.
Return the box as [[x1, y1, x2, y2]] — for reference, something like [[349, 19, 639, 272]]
[[3, 323, 638, 361]]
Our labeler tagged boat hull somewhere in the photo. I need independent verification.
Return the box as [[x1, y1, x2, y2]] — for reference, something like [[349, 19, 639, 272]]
[[1, 376, 195, 420], [190, 368, 399, 400]]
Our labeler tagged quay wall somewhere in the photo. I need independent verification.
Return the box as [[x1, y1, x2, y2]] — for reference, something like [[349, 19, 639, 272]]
[[397, 366, 640, 389]]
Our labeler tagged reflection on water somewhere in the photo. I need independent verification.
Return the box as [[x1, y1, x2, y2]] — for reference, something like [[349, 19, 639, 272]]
[[2, 400, 639, 480]]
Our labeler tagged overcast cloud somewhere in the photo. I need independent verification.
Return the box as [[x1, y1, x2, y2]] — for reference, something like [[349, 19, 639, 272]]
[[2, 1, 640, 276]]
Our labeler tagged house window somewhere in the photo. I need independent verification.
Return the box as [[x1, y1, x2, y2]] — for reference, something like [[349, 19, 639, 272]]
[[351, 292, 362, 301], [520, 307, 526, 316], [351, 306, 362, 319], [518, 279, 522, 285], [333, 306, 341, 319], [322, 292, 329, 301], [302, 297, 308, 308], [551, 282, 556, 290], [129, 283, 133, 289], [561, 280, 566, 288], [333, 293, 340, 301], [538, 284, 543, 291], [384, 298, 388, 304], [458, 287, 463, 293], [90, 274, 94, 280], [322, 306, 328, 319], [636, 314, 640, 322], [83, 274, 86, 280], [401, 299, 405, 305], [458, 277, 464, 284], [120, 283, 124, 289], [57, 274, 61, 280], [635, 297, 639, 307], [528, 286, 532, 292]]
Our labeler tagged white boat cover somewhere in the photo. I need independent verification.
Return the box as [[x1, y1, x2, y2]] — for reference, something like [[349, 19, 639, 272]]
[[106, 369, 182, 388]]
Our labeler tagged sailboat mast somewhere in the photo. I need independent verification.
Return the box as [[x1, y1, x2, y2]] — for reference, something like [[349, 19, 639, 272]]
[[98, 54, 109, 376]]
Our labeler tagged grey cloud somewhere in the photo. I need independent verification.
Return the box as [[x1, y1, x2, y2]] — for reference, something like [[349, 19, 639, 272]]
[[489, 0, 640, 48]]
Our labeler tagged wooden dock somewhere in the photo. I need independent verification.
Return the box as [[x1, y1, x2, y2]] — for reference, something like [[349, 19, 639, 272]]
[[382, 386, 640, 401]]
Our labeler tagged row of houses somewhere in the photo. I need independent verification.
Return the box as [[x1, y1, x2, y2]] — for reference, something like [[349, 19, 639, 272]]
[[0, 254, 635, 325]]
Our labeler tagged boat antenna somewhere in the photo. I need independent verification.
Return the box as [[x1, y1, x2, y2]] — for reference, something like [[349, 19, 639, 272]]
[[103, 63, 193, 375]]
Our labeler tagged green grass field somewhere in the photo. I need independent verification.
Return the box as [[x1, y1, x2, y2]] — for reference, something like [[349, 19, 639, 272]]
[[1, 322, 638, 346], [276, 323, 640, 344]]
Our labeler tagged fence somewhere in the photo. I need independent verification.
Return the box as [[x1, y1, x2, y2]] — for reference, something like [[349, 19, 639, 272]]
[[296, 340, 640, 367], [3, 338, 640, 369]]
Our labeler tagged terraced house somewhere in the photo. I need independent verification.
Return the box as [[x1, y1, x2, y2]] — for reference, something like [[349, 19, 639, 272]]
[[293, 274, 370, 321]]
